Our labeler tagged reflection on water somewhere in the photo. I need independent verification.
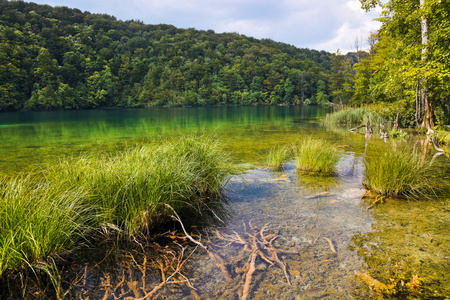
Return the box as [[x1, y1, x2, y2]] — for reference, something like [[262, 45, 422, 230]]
[[0, 106, 330, 174]]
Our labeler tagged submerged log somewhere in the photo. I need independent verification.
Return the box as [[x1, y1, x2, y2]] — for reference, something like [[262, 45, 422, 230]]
[[323, 237, 337, 253], [432, 137, 445, 152], [349, 124, 365, 132]]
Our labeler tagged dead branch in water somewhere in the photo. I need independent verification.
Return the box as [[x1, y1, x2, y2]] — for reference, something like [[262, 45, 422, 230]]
[[349, 124, 365, 132], [323, 237, 337, 253]]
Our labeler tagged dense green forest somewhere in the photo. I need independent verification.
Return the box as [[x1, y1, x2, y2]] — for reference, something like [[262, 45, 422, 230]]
[[0, 0, 337, 111]]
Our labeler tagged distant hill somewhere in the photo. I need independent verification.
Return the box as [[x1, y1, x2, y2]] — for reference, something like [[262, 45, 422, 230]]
[[0, 0, 333, 111]]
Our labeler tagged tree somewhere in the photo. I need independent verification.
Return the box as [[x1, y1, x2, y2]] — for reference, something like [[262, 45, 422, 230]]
[[316, 80, 329, 105], [330, 50, 354, 105], [359, 0, 450, 128]]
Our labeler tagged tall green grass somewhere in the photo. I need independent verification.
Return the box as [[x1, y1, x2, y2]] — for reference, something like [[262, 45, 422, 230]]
[[292, 138, 342, 174], [266, 139, 342, 174], [46, 136, 231, 236], [266, 145, 291, 170], [0, 136, 231, 279], [0, 176, 94, 277], [363, 147, 435, 198], [323, 107, 389, 127]]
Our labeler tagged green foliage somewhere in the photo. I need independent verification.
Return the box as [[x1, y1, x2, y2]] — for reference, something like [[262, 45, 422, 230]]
[[363, 147, 435, 198], [0, 1, 333, 111], [329, 49, 357, 105], [389, 129, 409, 138], [292, 138, 342, 174], [432, 129, 450, 146]]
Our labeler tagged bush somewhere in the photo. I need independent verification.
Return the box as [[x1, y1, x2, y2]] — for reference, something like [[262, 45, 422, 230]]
[[390, 128, 409, 138]]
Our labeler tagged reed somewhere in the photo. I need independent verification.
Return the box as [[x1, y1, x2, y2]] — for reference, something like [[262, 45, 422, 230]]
[[292, 138, 342, 174], [266, 145, 291, 170], [0, 136, 231, 281], [46, 136, 232, 236], [323, 107, 389, 127], [363, 147, 435, 198], [0, 176, 94, 277]]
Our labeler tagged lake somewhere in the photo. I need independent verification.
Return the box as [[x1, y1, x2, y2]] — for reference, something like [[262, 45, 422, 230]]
[[1, 106, 449, 299]]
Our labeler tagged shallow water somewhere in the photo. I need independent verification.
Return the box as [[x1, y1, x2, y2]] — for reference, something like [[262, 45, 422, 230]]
[[1, 106, 449, 299]]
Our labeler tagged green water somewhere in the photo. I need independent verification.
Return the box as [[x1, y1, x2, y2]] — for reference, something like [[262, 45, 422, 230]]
[[0, 106, 330, 174], [1, 106, 449, 299]]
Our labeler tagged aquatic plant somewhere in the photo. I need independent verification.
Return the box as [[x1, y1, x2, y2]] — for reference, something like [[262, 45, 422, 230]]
[[266, 145, 291, 170], [0, 176, 94, 277], [363, 147, 435, 198], [46, 136, 232, 236], [292, 138, 342, 174]]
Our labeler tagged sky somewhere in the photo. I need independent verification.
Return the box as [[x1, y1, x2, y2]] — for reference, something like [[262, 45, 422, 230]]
[[28, 0, 382, 53]]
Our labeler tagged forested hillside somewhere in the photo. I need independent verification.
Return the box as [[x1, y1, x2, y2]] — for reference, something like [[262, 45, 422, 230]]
[[0, 0, 334, 111]]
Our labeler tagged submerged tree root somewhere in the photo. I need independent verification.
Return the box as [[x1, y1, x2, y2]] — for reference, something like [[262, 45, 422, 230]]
[[206, 221, 298, 300]]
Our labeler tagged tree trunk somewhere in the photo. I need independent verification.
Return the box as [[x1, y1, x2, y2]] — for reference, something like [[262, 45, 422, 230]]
[[420, 0, 434, 130], [415, 79, 420, 127]]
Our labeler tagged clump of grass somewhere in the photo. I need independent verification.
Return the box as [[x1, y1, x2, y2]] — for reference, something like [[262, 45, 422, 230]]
[[363, 147, 435, 198], [0, 176, 94, 277], [266, 145, 291, 170], [292, 138, 342, 174], [323, 107, 389, 127], [46, 136, 232, 236]]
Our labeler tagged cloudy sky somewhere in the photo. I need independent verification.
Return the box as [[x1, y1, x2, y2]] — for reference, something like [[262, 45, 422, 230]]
[[28, 0, 382, 53]]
